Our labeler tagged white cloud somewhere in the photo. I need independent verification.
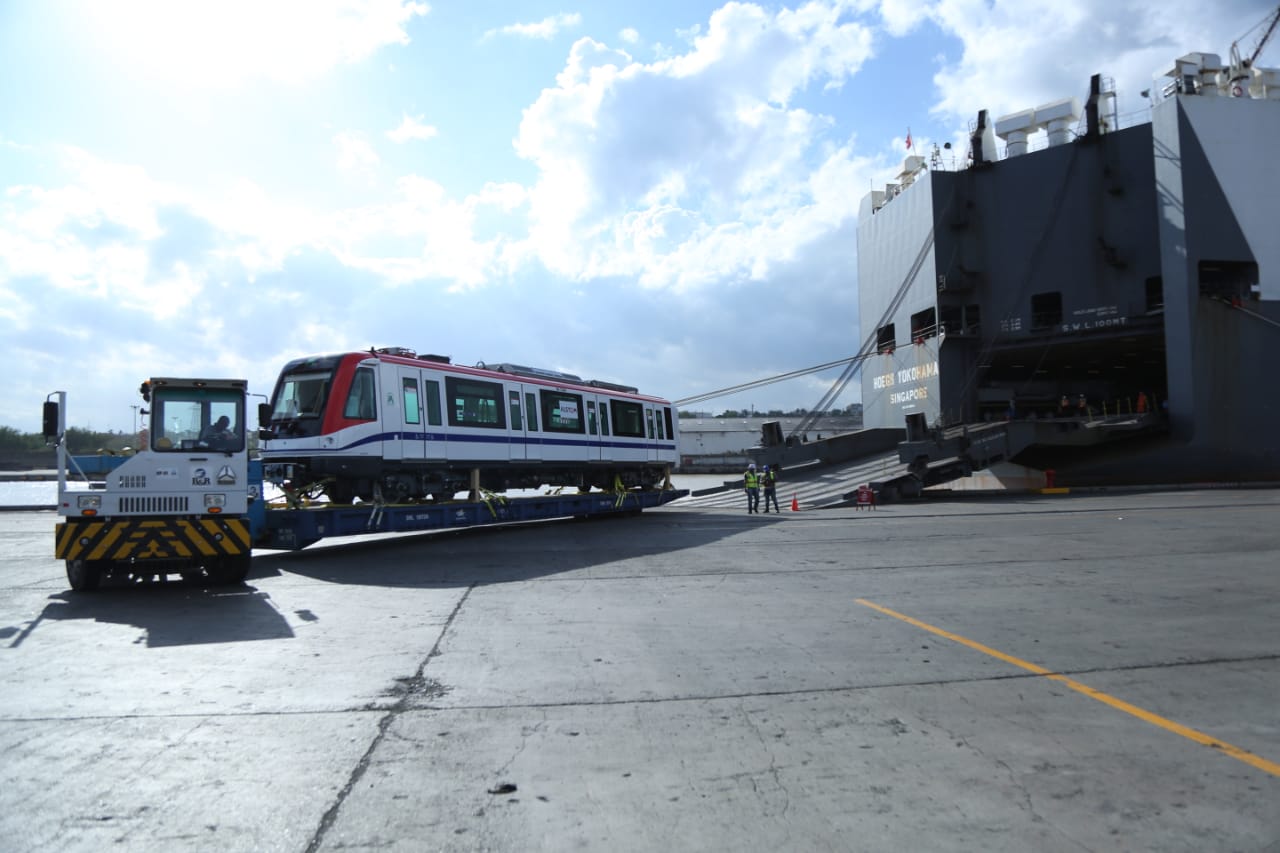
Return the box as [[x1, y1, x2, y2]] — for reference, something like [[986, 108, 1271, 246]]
[[387, 113, 440, 143], [923, 0, 1273, 124], [619, 27, 641, 45], [877, 0, 927, 37], [326, 175, 530, 289], [514, 1, 875, 290], [334, 132, 382, 181], [486, 12, 582, 41], [81, 0, 430, 88]]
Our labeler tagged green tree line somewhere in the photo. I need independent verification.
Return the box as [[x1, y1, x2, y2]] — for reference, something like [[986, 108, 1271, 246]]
[[678, 404, 862, 419], [0, 425, 137, 455]]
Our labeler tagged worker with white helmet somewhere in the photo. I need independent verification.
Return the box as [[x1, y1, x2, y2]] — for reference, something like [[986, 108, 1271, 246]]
[[743, 463, 760, 514]]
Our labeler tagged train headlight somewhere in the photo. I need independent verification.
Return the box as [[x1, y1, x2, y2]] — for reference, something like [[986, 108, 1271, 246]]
[[204, 494, 227, 513], [76, 494, 101, 510]]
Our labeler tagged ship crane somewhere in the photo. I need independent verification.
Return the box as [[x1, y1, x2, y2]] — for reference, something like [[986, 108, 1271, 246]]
[[1228, 3, 1280, 90]]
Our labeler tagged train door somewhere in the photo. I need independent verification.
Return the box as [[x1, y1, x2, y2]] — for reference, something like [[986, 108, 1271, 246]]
[[396, 367, 427, 462], [645, 406, 658, 462], [508, 388, 527, 461], [586, 398, 602, 461], [522, 386, 542, 461], [421, 375, 445, 460]]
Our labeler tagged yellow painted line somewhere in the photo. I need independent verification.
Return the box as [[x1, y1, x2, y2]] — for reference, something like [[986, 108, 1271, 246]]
[[855, 598, 1280, 778]]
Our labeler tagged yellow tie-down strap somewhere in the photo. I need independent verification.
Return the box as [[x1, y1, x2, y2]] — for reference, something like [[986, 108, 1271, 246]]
[[55, 517, 252, 562]]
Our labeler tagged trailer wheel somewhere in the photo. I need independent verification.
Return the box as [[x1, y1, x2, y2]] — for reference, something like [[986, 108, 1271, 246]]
[[66, 559, 103, 592], [207, 554, 252, 586]]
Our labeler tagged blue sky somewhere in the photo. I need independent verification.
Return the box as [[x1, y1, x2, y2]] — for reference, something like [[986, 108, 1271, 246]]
[[2, 0, 1275, 432]]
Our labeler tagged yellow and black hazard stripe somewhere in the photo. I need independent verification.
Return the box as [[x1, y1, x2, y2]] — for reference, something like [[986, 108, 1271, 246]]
[[55, 517, 252, 562]]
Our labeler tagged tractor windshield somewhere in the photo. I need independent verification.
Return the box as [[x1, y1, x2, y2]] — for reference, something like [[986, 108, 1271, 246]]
[[151, 386, 245, 453]]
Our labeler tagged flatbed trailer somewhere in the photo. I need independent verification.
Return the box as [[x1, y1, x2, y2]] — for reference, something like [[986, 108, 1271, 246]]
[[47, 376, 685, 590], [252, 483, 689, 551]]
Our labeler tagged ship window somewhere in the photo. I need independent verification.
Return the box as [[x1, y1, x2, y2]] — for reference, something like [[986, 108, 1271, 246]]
[[1145, 276, 1164, 312], [611, 400, 644, 437], [910, 308, 937, 341], [940, 305, 963, 334], [446, 376, 506, 429], [343, 367, 377, 421], [425, 380, 442, 426], [540, 390, 585, 434], [1198, 260, 1258, 301], [1031, 292, 1063, 330], [402, 378, 421, 425], [876, 323, 896, 353], [964, 304, 982, 334]]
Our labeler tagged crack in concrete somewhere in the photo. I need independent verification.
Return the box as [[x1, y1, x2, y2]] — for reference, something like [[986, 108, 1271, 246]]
[[739, 701, 794, 826], [302, 582, 474, 853], [6, 649, 1277, 725]]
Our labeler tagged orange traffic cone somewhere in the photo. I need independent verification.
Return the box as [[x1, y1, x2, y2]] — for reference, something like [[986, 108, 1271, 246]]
[[791, 494, 799, 512]]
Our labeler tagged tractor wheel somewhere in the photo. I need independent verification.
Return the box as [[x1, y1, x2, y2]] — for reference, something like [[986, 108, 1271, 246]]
[[66, 559, 103, 592], [207, 554, 252, 586]]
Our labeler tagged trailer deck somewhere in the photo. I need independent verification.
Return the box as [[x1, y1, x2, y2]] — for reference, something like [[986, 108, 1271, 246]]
[[254, 487, 689, 550]]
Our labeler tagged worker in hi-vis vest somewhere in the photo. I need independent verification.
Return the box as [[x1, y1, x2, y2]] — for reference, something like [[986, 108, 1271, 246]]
[[744, 463, 760, 514], [761, 465, 780, 513]]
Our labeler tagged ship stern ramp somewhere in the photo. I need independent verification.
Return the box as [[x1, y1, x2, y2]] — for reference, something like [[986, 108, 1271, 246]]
[[870, 413, 1168, 500], [675, 428, 909, 510]]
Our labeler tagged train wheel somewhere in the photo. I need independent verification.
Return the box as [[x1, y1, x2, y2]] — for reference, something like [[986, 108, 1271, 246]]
[[66, 559, 103, 592], [326, 483, 356, 505]]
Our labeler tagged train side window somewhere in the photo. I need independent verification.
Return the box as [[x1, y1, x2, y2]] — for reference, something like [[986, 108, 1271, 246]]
[[509, 391, 522, 430], [663, 407, 674, 440], [587, 401, 598, 435], [343, 367, 377, 420], [525, 392, 539, 431], [402, 378, 421, 425], [540, 390, 585, 434], [610, 400, 643, 437], [654, 408, 664, 439], [445, 376, 506, 429], [646, 409, 655, 439], [425, 380, 442, 426], [599, 403, 610, 436]]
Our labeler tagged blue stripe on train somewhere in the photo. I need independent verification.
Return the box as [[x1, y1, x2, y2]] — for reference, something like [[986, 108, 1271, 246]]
[[280, 431, 678, 455]]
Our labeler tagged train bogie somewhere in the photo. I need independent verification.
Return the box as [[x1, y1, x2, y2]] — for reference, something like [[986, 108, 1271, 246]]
[[261, 349, 679, 504]]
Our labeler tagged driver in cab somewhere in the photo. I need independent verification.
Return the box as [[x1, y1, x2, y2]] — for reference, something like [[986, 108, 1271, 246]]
[[200, 415, 235, 449]]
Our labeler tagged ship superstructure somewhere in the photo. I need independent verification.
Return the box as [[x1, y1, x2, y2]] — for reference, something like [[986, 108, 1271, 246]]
[[856, 51, 1280, 485]]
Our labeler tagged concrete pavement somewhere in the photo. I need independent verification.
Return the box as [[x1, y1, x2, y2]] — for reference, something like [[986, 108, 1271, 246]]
[[1, 490, 1278, 851]]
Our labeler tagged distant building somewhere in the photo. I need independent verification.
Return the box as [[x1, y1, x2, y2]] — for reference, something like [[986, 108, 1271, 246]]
[[678, 416, 862, 471]]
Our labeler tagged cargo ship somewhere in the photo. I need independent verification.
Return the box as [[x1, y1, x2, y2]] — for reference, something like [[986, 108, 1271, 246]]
[[854, 48, 1280, 489]]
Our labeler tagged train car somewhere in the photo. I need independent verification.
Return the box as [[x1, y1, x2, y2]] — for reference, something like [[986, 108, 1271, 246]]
[[259, 347, 680, 503]]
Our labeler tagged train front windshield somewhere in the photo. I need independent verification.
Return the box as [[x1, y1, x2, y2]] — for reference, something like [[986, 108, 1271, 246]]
[[269, 369, 333, 436]]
